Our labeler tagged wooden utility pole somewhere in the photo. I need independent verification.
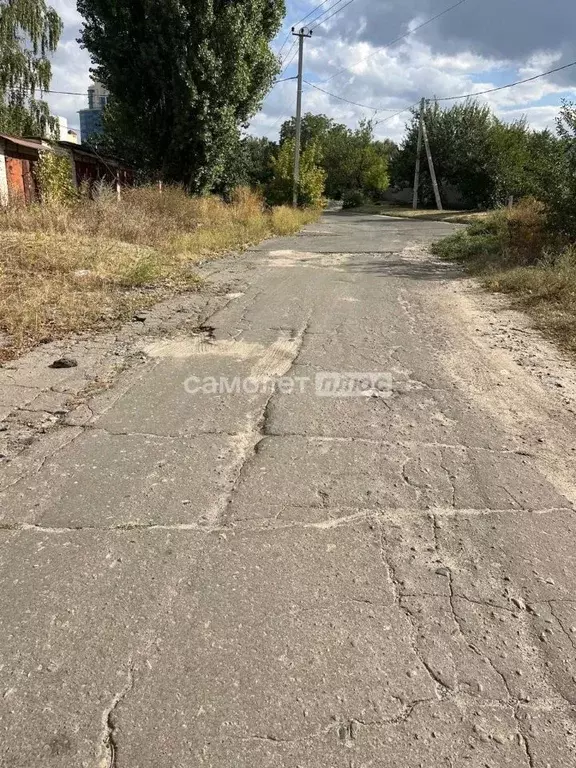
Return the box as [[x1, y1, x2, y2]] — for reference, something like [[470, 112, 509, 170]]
[[292, 26, 313, 208], [412, 98, 425, 209], [421, 108, 443, 211]]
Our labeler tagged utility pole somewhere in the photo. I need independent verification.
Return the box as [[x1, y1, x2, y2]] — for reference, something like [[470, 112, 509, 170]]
[[292, 26, 313, 208], [412, 97, 443, 211], [412, 98, 425, 209], [421, 106, 443, 211]]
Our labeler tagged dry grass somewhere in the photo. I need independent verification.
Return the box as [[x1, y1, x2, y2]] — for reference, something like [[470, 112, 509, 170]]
[[485, 246, 576, 355], [0, 186, 320, 360], [432, 199, 576, 355]]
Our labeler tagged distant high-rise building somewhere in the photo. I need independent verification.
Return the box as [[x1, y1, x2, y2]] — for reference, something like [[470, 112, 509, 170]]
[[52, 116, 79, 144], [78, 82, 109, 142]]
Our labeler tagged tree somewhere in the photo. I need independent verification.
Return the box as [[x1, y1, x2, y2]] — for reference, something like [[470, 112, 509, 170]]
[[211, 134, 277, 197], [280, 113, 336, 150], [241, 135, 277, 188], [390, 100, 546, 209], [0, 0, 62, 136], [322, 120, 390, 198], [391, 101, 492, 208], [267, 138, 325, 207], [523, 129, 564, 200], [544, 100, 576, 238], [278, 114, 394, 200], [78, 0, 284, 192]]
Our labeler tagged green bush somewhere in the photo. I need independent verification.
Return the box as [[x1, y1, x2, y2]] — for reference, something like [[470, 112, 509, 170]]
[[342, 189, 366, 209], [35, 151, 77, 205], [431, 199, 549, 271], [267, 138, 326, 208]]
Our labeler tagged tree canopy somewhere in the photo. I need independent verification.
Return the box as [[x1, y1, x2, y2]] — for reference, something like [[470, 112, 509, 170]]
[[279, 113, 396, 199], [0, 0, 62, 135], [267, 137, 326, 207], [390, 100, 562, 209], [78, 0, 285, 191]]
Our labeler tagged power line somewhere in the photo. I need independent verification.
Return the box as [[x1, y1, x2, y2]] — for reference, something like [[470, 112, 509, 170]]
[[310, 0, 357, 31], [277, 30, 293, 59], [374, 102, 419, 126], [280, 39, 297, 66], [304, 79, 377, 110], [300, 60, 576, 129], [433, 59, 576, 102], [271, 111, 289, 129], [307, 0, 348, 29], [278, 40, 299, 77], [277, 0, 342, 62], [303, 79, 404, 112], [291, 0, 337, 29], [33, 88, 88, 96], [321, 0, 472, 83]]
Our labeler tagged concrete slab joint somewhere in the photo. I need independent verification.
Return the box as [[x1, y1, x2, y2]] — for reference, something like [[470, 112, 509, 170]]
[[1, 212, 576, 766]]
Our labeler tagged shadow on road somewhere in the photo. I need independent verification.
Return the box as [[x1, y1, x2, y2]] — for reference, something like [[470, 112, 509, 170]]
[[346, 257, 463, 282]]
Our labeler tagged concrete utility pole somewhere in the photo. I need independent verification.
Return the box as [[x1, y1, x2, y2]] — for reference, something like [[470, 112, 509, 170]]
[[421, 108, 443, 211], [412, 98, 425, 210], [292, 26, 313, 208]]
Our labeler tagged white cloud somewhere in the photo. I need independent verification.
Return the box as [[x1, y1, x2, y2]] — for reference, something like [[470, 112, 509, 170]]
[[31, 0, 576, 144], [250, 0, 576, 142]]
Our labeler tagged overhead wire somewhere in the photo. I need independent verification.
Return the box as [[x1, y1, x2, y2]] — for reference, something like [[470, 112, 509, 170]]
[[277, 30, 293, 59], [292, 0, 337, 28], [374, 102, 420, 126], [371, 61, 576, 127], [303, 79, 406, 112], [278, 40, 299, 77], [309, 0, 357, 31], [432, 59, 576, 102], [26, 88, 88, 96], [276, 0, 343, 58], [320, 0, 472, 83]]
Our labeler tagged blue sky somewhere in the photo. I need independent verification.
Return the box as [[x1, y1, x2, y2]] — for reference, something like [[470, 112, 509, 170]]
[[44, 0, 576, 144]]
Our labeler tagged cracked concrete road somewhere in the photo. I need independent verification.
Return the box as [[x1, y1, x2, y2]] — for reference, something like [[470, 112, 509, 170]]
[[2, 211, 576, 767]]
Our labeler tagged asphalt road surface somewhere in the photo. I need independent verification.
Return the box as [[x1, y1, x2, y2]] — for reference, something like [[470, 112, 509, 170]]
[[2, 212, 576, 767]]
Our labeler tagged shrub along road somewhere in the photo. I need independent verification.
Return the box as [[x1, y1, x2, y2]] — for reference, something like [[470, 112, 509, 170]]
[[1, 211, 576, 766]]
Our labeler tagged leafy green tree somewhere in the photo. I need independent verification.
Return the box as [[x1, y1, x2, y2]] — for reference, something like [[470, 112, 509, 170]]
[[323, 120, 390, 198], [390, 100, 550, 209], [0, 0, 62, 136], [78, 0, 285, 191], [544, 100, 576, 238], [523, 129, 564, 200], [212, 134, 277, 197], [267, 138, 325, 207], [391, 101, 492, 208], [35, 150, 77, 203], [280, 113, 336, 150], [241, 135, 277, 187], [279, 114, 394, 200]]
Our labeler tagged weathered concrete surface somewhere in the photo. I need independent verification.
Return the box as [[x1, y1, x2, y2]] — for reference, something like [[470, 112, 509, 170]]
[[1, 211, 576, 767]]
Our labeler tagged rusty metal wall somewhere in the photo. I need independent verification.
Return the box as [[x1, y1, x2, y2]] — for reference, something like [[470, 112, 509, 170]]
[[5, 156, 37, 204]]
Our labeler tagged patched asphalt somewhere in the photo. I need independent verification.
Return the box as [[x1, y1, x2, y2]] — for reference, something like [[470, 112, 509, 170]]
[[1, 211, 576, 767]]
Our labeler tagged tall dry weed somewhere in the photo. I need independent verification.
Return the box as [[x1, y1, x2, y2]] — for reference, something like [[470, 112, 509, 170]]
[[0, 186, 320, 359]]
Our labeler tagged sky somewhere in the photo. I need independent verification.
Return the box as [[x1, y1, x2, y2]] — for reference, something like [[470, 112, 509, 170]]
[[44, 0, 576, 145]]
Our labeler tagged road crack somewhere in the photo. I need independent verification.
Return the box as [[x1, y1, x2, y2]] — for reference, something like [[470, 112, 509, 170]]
[[98, 662, 135, 768]]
